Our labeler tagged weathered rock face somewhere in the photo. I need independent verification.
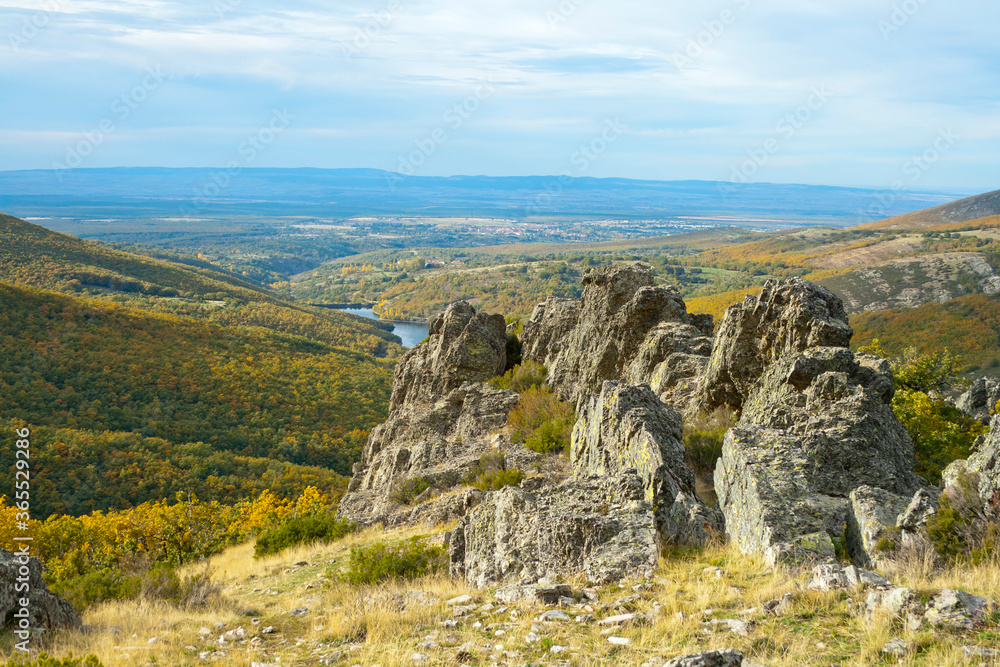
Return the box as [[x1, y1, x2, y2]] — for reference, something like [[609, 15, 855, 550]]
[[715, 346, 925, 564], [338, 382, 527, 526], [0, 549, 80, 632], [700, 279, 853, 414], [452, 474, 660, 587], [942, 414, 1000, 518], [520, 263, 713, 406], [847, 486, 911, 567], [956, 377, 1000, 424], [388, 301, 507, 412], [337, 302, 519, 527], [571, 381, 721, 542]]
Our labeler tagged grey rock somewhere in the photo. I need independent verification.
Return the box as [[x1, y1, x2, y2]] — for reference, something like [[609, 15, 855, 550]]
[[598, 613, 638, 627], [0, 548, 80, 631], [537, 610, 570, 622], [493, 583, 572, 606], [956, 377, 1000, 423], [865, 587, 917, 617], [807, 564, 892, 592], [571, 381, 722, 543], [924, 589, 994, 630], [715, 347, 924, 564], [880, 638, 911, 657], [662, 649, 745, 667], [389, 301, 507, 412], [964, 646, 1000, 660], [339, 382, 529, 526], [521, 263, 712, 405], [896, 487, 940, 547], [846, 485, 910, 566], [453, 474, 659, 587], [943, 413, 1000, 518], [701, 278, 853, 414]]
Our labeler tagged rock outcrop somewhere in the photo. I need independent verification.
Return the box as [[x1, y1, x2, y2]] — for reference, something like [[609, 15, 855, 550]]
[[520, 263, 713, 407], [700, 279, 853, 414], [388, 301, 507, 412], [942, 414, 1000, 518], [1, 549, 80, 632], [572, 381, 721, 542], [714, 340, 924, 564], [339, 302, 520, 526], [452, 474, 660, 587], [955, 377, 1000, 424]]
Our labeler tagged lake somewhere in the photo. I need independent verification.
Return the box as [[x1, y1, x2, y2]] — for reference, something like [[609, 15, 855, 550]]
[[335, 306, 429, 348]]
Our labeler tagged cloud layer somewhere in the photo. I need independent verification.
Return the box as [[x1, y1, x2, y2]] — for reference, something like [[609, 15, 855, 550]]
[[1, 0, 997, 190]]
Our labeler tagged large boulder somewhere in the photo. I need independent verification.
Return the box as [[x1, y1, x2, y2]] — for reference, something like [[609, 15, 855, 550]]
[[1, 549, 80, 633], [955, 377, 1000, 424], [520, 263, 712, 406], [700, 279, 853, 414], [715, 347, 925, 564], [452, 474, 660, 587], [572, 381, 721, 542], [388, 301, 507, 412]]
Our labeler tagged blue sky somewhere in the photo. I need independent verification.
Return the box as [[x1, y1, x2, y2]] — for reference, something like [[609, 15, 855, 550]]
[[1, 0, 998, 191]]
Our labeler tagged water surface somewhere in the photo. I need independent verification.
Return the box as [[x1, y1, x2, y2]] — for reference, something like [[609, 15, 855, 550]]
[[336, 306, 429, 348]]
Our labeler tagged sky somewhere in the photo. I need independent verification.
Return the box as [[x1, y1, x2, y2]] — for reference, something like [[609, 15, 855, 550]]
[[0, 0, 998, 192]]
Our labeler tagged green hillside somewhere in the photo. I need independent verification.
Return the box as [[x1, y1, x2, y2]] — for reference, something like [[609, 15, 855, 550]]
[[0, 213, 400, 355], [0, 282, 392, 475]]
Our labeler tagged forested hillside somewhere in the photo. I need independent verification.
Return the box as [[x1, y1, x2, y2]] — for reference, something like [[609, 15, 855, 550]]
[[0, 214, 400, 355]]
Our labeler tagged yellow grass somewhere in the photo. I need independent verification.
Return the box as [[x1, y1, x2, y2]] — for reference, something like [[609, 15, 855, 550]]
[[10, 528, 1000, 667]]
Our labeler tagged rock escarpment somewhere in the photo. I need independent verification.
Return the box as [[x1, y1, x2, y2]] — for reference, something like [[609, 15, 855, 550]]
[[956, 377, 1000, 424], [0, 549, 80, 632], [520, 263, 713, 409], [943, 415, 1000, 518]]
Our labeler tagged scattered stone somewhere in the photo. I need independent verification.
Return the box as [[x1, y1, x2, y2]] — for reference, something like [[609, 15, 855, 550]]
[[597, 613, 638, 627], [703, 618, 751, 636], [880, 638, 911, 657], [924, 589, 993, 630], [964, 646, 1000, 660], [537, 610, 571, 622], [261, 626, 276, 635], [550, 645, 568, 654], [494, 583, 571, 605], [409, 653, 428, 663], [447, 594, 473, 606], [607, 636, 630, 645], [582, 587, 600, 601], [662, 648, 744, 667], [288, 607, 308, 616], [807, 564, 892, 592]]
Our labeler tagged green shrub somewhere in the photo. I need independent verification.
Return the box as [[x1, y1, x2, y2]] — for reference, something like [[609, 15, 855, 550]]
[[389, 477, 434, 505], [464, 452, 524, 491], [50, 568, 141, 611], [341, 538, 447, 585], [507, 386, 575, 454], [49, 562, 221, 612], [925, 474, 999, 563], [2, 655, 103, 667], [254, 515, 355, 558], [490, 361, 547, 393], [682, 408, 736, 479]]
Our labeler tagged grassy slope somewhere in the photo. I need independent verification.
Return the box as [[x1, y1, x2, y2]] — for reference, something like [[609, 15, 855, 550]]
[[23, 526, 999, 667]]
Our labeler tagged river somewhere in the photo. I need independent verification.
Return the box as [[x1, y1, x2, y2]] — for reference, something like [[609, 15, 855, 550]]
[[334, 306, 429, 348]]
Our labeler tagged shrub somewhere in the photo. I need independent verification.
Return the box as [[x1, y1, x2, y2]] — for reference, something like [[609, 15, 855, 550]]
[[388, 477, 434, 505], [490, 361, 547, 393], [925, 473, 999, 563], [464, 452, 524, 491], [341, 538, 448, 585], [50, 561, 222, 611], [254, 515, 355, 558], [507, 386, 575, 454], [682, 408, 736, 479]]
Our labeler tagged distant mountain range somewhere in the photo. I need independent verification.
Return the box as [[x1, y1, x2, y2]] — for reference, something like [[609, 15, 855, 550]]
[[860, 188, 1000, 229], [0, 167, 973, 224]]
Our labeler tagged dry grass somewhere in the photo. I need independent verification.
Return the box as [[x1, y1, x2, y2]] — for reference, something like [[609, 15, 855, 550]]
[[7, 529, 1000, 667]]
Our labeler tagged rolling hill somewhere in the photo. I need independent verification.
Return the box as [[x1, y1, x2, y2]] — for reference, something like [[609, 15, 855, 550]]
[[860, 188, 1000, 229]]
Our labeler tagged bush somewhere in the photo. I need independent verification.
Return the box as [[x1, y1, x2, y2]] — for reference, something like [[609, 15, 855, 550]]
[[50, 561, 221, 611], [891, 389, 986, 484], [683, 408, 736, 478], [490, 361, 547, 393], [464, 451, 524, 491], [507, 386, 575, 454], [925, 473, 999, 563], [341, 538, 448, 585], [389, 477, 434, 505], [254, 515, 355, 558], [2, 655, 102, 667]]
